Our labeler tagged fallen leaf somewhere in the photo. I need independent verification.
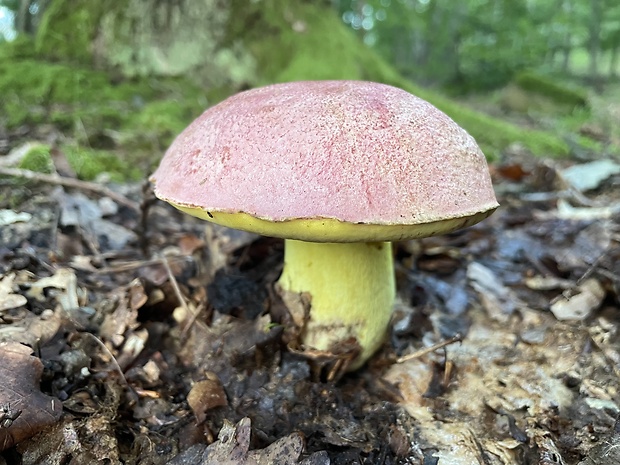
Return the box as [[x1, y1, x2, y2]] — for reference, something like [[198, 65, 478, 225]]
[[561, 159, 620, 192], [384, 358, 435, 421], [0, 210, 32, 227], [524, 275, 573, 291], [550, 279, 606, 321], [187, 374, 228, 424], [0, 273, 27, 312], [496, 163, 530, 182], [168, 417, 314, 465], [178, 234, 205, 255], [18, 406, 122, 464], [56, 191, 136, 250], [467, 262, 525, 322], [0, 308, 61, 347], [555, 199, 620, 220], [246, 429, 305, 465], [527, 429, 567, 465], [100, 282, 141, 348], [0, 342, 63, 451], [27, 268, 79, 312]]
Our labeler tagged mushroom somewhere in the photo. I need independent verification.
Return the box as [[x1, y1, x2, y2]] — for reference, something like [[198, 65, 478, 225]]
[[150, 80, 498, 371]]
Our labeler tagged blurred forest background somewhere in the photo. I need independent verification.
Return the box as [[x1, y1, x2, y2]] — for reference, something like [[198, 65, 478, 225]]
[[1, 0, 619, 181]]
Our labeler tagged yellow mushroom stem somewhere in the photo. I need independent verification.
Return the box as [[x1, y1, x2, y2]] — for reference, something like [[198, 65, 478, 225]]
[[166, 205, 493, 370], [277, 239, 395, 369]]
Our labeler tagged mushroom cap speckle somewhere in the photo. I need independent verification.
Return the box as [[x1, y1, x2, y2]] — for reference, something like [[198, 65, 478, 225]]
[[151, 81, 498, 241]]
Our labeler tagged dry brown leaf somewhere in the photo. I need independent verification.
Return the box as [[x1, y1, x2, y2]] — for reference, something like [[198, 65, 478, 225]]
[[175, 417, 312, 465], [187, 373, 228, 424], [561, 159, 620, 192], [0, 273, 27, 312], [18, 416, 121, 464], [0, 342, 63, 451], [0, 309, 61, 347], [100, 282, 141, 349], [178, 233, 206, 255], [27, 268, 80, 315], [128, 278, 148, 311], [467, 262, 526, 322], [550, 278, 606, 321]]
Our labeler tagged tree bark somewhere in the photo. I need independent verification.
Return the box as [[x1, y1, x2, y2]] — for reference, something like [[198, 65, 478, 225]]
[[559, 0, 573, 73], [16, 0, 33, 33], [610, 44, 619, 79], [588, 0, 603, 90]]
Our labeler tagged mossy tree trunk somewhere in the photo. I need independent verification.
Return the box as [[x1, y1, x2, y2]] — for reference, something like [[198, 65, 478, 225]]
[[35, 0, 118, 65], [610, 44, 619, 79], [16, 0, 34, 34], [587, 0, 603, 90]]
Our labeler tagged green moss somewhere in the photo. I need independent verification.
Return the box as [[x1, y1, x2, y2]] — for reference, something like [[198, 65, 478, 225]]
[[0, 46, 200, 127], [14, 142, 141, 182], [0, 51, 206, 169], [18, 144, 53, 173], [0, 41, 211, 179], [0, 58, 124, 128], [227, 0, 398, 85], [0, 35, 38, 61], [34, 0, 111, 64], [63, 146, 143, 182], [126, 98, 205, 149], [515, 71, 589, 108], [0, 60, 166, 110], [406, 87, 570, 159], [500, 84, 555, 113]]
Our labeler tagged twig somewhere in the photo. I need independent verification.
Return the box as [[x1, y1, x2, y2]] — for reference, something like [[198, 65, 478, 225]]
[[159, 254, 208, 338], [0, 167, 140, 212], [79, 332, 139, 404], [397, 334, 463, 364], [550, 251, 608, 305], [161, 254, 190, 314], [180, 302, 205, 341], [139, 180, 158, 258], [94, 255, 190, 274]]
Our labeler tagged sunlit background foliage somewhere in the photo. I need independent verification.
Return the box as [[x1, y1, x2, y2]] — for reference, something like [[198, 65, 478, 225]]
[[334, 0, 620, 89], [0, 0, 619, 180], [3, 0, 619, 87]]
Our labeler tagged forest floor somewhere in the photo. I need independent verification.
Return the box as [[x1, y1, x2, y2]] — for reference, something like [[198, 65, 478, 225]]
[[1, 100, 620, 465]]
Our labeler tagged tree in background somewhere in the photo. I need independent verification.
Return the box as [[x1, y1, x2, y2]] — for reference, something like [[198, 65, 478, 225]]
[[3, 0, 620, 90], [335, 0, 620, 91], [596, 0, 620, 79], [1, 0, 47, 35]]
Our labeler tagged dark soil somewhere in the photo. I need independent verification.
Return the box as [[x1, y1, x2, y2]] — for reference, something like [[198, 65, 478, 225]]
[[1, 151, 619, 465]]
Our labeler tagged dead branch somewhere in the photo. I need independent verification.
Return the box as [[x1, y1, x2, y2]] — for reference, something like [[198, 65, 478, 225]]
[[0, 167, 141, 213]]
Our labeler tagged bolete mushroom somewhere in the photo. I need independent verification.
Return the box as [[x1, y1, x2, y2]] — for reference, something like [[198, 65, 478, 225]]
[[150, 80, 498, 370]]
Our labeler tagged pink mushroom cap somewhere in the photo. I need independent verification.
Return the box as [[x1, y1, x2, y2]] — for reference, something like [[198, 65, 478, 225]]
[[151, 81, 498, 241]]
